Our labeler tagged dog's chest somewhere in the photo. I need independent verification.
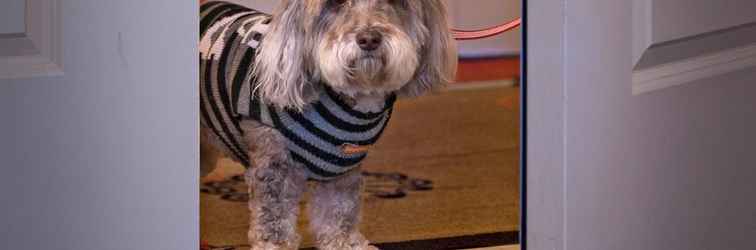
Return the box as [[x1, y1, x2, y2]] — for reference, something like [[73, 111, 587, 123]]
[[244, 88, 397, 180]]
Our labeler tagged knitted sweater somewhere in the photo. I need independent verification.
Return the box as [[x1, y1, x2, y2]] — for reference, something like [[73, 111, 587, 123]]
[[199, 1, 396, 181]]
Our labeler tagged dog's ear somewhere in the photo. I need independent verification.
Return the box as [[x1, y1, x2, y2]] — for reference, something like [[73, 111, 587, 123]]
[[397, 0, 458, 98], [253, 0, 319, 111]]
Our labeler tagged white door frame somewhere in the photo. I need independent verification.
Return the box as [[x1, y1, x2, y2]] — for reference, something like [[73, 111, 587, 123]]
[[524, 0, 566, 249]]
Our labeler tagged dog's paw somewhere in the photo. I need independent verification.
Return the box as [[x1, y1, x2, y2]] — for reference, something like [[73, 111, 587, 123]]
[[250, 241, 297, 250], [318, 233, 378, 250], [363, 245, 380, 250], [249, 241, 299, 250], [318, 243, 379, 250]]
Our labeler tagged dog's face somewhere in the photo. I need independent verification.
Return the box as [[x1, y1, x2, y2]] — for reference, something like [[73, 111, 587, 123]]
[[316, 0, 424, 96], [254, 0, 457, 110]]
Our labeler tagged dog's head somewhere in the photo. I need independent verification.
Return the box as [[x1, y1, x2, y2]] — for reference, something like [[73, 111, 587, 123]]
[[253, 0, 458, 111]]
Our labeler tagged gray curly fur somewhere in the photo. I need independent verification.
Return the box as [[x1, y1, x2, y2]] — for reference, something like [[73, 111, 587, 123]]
[[242, 120, 308, 249], [309, 168, 375, 250]]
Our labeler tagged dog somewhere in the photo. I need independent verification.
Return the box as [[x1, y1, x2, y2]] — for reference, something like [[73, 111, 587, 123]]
[[199, 1, 457, 249]]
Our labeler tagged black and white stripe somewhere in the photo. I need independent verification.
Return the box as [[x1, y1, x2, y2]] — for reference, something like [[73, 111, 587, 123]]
[[200, 1, 396, 181]]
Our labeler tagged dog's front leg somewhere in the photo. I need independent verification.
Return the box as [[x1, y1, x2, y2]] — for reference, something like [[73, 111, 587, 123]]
[[243, 123, 307, 250], [308, 167, 377, 250]]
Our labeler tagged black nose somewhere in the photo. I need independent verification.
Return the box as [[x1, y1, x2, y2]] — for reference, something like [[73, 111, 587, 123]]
[[356, 30, 383, 51]]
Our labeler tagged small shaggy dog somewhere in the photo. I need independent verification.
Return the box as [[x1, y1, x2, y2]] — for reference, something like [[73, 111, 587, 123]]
[[199, 0, 457, 249]]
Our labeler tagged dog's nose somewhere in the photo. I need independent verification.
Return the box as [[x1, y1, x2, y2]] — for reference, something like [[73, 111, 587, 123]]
[[356, 30, 383, 51]]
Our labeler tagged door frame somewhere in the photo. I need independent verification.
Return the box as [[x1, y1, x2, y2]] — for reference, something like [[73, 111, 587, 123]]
[[523, 0, 567, 249]]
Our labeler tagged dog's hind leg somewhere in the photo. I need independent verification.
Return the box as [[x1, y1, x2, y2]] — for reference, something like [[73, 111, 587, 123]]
[[200, 128, 221, 179], [308, 167, 377, 250], [242, 121, 308, 250]]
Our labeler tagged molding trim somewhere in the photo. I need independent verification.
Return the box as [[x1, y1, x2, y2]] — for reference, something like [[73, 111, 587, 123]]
[[0, 0, 63, 79], [631, 0, 756, 95], [632, 43, 756, 95], [631, 0, 652, 67]]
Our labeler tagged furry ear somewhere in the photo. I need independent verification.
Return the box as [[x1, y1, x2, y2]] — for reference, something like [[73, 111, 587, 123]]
[[253, 0, 320, 111], [397, 0, 458, 98]]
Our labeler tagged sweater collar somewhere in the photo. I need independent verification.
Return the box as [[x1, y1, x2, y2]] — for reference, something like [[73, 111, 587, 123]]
[[321, 86, 397, 119]]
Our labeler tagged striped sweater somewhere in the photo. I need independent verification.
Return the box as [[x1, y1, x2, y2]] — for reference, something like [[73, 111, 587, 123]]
[[200, 1, 396, 181]]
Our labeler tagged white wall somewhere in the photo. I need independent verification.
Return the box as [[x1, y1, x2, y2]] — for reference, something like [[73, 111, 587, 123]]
[[0, 0, 198, 249], [227, 0, 277, 11], [447, 0, 521, 58], [0, 0, 26, 34], [230, 0, 522, 58]]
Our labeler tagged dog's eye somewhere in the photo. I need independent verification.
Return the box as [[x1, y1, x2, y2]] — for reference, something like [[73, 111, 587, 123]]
[[329, 0, 348, 6], [387, 0, 406, 8]]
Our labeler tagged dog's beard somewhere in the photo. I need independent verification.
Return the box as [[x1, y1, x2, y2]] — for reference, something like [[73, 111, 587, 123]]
[[351, 56, 385, 83], [317, 31, 419, 97]]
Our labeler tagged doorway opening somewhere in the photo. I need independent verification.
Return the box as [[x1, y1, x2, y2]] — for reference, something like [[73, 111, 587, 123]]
[[199, 1, 523, 249]]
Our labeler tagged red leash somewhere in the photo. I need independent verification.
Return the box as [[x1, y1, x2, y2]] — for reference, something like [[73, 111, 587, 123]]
[[452, 18, 522, 40]]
